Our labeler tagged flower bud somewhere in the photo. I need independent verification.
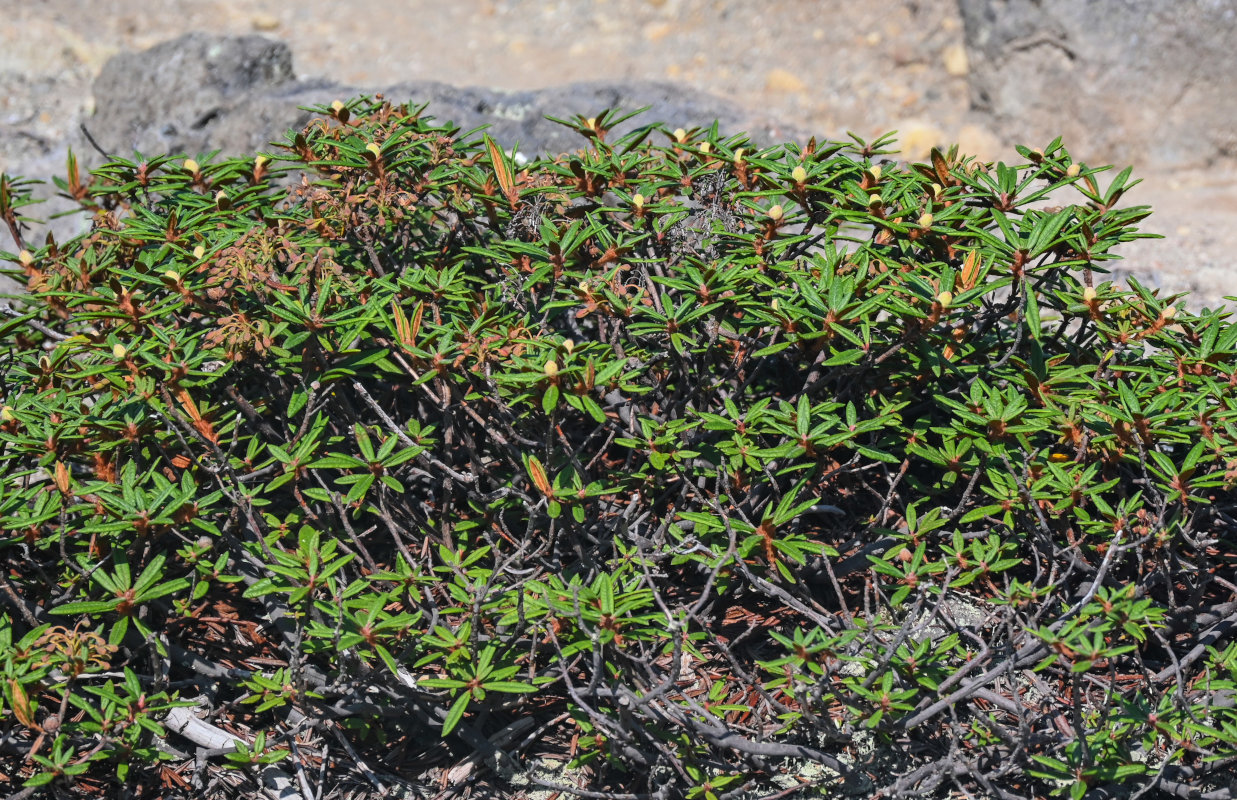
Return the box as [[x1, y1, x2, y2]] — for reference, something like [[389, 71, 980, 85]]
[[930, 183, 942, 198], [17, 249, 33, 267], [673, 128, 687, 143], [182, 158, 199, 174], [936, 291, 954, 309], [1082, 286, 1097, 302], [869, 164, 882, 181], [365, 142, 382, 159], [215, 190, 231, 211], [791, 165, 807, 184], [331, 99, 345, 113], [193, 245, 205, 259], [163, 269, 180, 281], [767, 204, 785, 221], [255, 155, 269, 170], [1162, 305, 1177, 320], [563, 339, 575, 354], [544, 360, 559, 377], [112, 343, 127, 359], [1066, 163, 1081, 178], [632, 193, 645, 209], [771, 298, 780, 311], [698, 142, 711, 154], [867, 193, 883, 208], [733, 148, 745, 165], [0, 406, 14, 422], [917, 213, 934, 229], [586, 117, 597, 130]]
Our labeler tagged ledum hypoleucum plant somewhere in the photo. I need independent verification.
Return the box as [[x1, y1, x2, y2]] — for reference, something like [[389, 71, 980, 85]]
[[0, 97, 1233, 799]]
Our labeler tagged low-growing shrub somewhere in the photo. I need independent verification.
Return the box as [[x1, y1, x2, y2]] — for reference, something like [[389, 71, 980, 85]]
[[0, 97, 1235, 799]]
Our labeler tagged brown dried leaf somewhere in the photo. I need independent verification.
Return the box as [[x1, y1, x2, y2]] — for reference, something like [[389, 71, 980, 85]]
[[53, 460, 70, 495], [526, 456, 552, 496], [961, 249, 981, 291], [485, 135, 517, 206], [7, 679, 35, 728]]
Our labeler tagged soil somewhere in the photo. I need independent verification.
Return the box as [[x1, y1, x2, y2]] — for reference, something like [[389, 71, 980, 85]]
[[2, 0, 1235, 308]]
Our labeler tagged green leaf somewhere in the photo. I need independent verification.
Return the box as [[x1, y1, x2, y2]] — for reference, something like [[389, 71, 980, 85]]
[[52, 600, 119, 615], [579, 394, 607, 423], [482, 680, 538, 694], [1025, 283, 1041, 340], [543, 383, 560, 415], [23, 771, 57, 787], [442, 692, 472, 737]]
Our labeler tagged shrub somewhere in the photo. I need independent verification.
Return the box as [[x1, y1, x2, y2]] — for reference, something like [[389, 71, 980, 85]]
[[0, 97, 1235, 799]]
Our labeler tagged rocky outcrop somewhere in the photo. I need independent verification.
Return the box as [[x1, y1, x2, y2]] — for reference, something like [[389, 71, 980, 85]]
[[959, 0, 1237, 167], [80, 32, 806, 163]]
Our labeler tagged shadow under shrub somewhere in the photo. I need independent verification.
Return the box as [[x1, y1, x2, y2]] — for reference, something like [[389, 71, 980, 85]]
[[0, 98, 1235, 799]]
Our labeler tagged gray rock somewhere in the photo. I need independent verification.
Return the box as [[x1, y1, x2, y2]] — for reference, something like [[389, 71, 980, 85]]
[[87, 32, 296, 160], [80, 32, 807, 164], [959, 0, 1237, 168]]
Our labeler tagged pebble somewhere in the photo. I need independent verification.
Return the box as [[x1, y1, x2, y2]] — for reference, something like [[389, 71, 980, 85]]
[[765, 68, 806, 93], [251, 13, 280, 31], [943, 43, 969, 76]]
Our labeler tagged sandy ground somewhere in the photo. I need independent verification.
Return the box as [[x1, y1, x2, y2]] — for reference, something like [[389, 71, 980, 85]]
[[1, 0, 1234, 308]]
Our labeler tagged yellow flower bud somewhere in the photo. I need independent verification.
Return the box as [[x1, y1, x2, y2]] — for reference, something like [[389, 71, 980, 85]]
[[365, 142, 382, 159], [936, 291, 954, 309], [791, 165, 808, 184], [930, 183, 942, 198], [563, 339, 575, 354], [673, 128, 687, 143], [1066, 163, 1081, 178], [17, 249, 33, 267], [918, 213, 934, 229], [632, 193, 645, 209], [586, 117, 597, 130], [255, 155, 269, 170], [733, 147, 745, 164], [867, 193, 883, 208], [0, 406, 14, 422], [1162, 305, 1177, 320], [1082, 286, 1097, 302], [771, 298, 780, 311], [215, 190, 231, 210], [112, 343, 127, 359], [163, 269, 180, 281], [544, 360, 559, 377], [193, 245, 205, 259], [869, 165, 882, 181], [767, 204, 785, 221], [331, 99, 345, 112], [698, 142, 711, 154], [183, 158, 199, 174]]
